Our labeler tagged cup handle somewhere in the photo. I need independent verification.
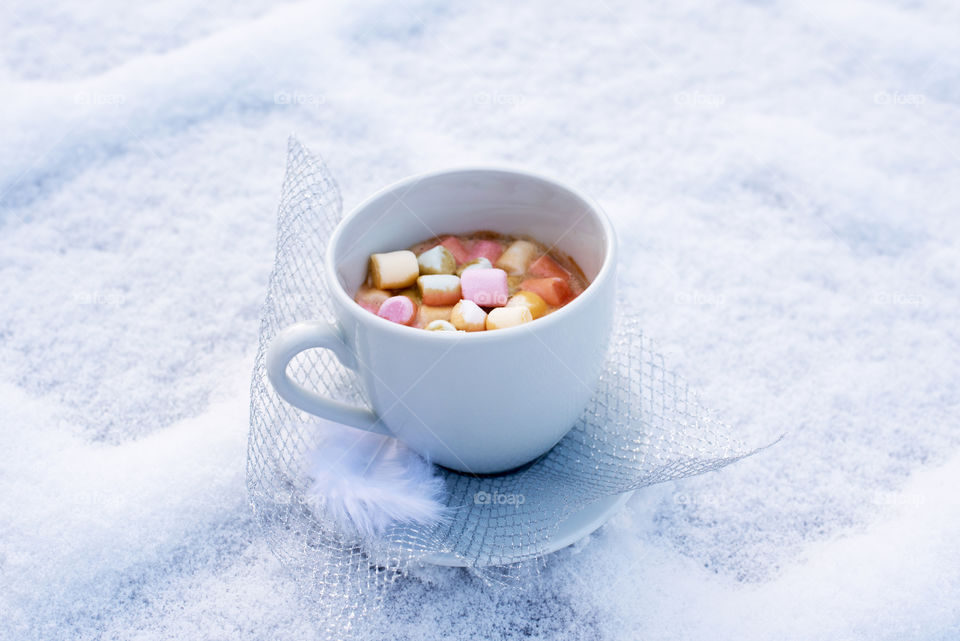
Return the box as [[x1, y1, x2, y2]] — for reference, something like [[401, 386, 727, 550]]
[[265, 320, 387, 435]]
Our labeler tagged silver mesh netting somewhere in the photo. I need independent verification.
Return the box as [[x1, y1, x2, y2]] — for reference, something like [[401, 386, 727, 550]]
[[247, 138, 765, 639]]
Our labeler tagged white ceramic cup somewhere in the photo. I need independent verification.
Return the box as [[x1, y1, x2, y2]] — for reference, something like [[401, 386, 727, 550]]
[[265, 168, 616, 474]]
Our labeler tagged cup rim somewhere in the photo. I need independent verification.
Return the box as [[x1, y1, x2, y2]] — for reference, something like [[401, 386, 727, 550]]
[[325, 166, 616, 340]]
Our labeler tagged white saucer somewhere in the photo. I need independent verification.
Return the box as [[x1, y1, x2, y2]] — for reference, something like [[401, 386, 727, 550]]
[[425, 491, 634, 567]]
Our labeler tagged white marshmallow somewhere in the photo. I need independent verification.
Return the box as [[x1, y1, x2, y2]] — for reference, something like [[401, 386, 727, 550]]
[[425, 319, 458, 331], [417, 245, 456, 275], [495, 240, 539, 276], [369, 250, 419, 289], [417, 274, 462, 306], [450, 299, 487, 332]]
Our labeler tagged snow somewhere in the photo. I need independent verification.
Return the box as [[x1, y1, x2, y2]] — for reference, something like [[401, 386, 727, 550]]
[[2, 0, 959, 639]]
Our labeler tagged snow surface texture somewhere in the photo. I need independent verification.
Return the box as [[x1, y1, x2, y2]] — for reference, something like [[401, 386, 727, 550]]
[[1, 0, 958, 639]]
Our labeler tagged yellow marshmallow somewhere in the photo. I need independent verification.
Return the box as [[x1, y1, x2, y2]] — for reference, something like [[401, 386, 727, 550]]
[[485, 306, 533, 330], [506, 290, 548, 319]]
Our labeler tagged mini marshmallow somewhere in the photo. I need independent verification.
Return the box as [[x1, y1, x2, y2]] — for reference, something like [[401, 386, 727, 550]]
[[468, 239, 504, 264], [425, 319, 458, 331], [507, 275, 523, 296], [417, 305, 454, 326], [529, 254, 570, 280], [450, 299, 487, 332], [355, 285, 391, 314], [507, 290, 548, 319], [417, 245, 456, 275], [417, 274, 462, 306], [495, 240, 539, 276], [369, 250, 419, 289], [440, 236, 470, 264], [457, 257, 492, 276], [377, 295, 417, 325], [519, 277, 572, 306], [485, 306, 533, 330], [460, 268, 509, 307], [396, 286, 421, 305]]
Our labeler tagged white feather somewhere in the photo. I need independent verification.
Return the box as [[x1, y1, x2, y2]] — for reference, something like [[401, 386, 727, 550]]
[[303, 418, 447, 539]]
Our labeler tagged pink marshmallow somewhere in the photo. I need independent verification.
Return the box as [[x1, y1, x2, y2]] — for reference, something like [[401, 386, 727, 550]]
[[377, 295, 417, 325], [467, 239, 504, 264], [460, 268, 509, 308], [440, 236, 470, 264]]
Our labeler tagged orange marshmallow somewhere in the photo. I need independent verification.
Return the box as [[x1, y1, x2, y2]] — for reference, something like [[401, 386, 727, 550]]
[[529, 254, 570, 280], [519, 277, 572, 306]]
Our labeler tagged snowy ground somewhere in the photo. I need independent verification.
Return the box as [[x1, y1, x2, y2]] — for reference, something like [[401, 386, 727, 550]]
[[2, 0, 959, 639]]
